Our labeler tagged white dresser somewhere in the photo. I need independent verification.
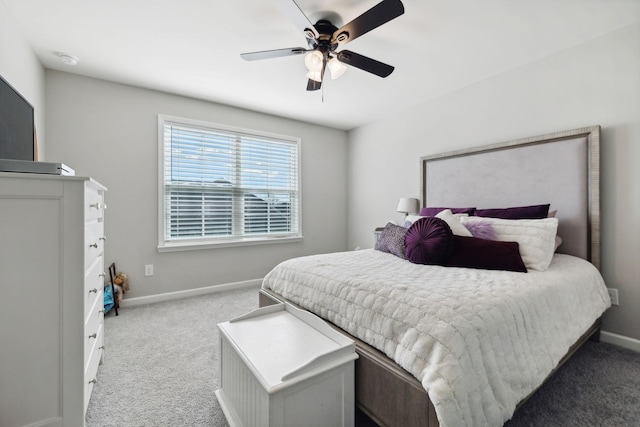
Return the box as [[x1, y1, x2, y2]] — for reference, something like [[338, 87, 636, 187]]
[[0, 172, 107, 427]]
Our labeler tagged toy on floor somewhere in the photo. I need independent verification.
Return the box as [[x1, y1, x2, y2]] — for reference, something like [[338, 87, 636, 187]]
[[113, 272, 130, 303]]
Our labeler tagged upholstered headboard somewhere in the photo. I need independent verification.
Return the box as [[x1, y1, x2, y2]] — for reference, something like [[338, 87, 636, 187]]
[[421, 126, 601, 269]]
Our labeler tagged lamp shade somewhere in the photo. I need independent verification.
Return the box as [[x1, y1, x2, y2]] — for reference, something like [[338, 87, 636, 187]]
[[327, 57, 347, 79], [304, 50, 324, 72], [397, 198, 419, 214], [305, 70, 323, 82]]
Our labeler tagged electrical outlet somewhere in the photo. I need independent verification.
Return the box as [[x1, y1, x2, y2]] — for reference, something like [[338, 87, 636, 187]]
[[607, 288, 619, 306], [145, 264, 154, 277]]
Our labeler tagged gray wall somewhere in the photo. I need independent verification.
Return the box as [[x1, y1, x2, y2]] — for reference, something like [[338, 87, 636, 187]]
[[45, 71, 348, 298], [3, 0, 637, 342], [347, 23, 640, 341], [0, 2, 46, 157]]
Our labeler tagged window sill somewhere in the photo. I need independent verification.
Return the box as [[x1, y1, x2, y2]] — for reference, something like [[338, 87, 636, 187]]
[[158, 235, 304, 252]]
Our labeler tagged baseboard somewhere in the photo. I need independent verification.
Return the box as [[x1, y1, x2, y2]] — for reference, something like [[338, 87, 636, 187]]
[[600, 330, 640, 353], [119, 279, 262, 308]]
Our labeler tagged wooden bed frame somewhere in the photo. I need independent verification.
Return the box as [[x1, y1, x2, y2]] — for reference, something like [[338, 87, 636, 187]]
[[259, 125, 602, 427]]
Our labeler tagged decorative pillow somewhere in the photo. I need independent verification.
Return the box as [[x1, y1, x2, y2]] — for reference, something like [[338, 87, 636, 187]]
[[444, 236, 527, 273], [462, 218, 496, 240], [474, 203, 550, 219], [404, 214, 426, 225], [406, 209, 471, 231], [420, 207, 476, 216], [404, 217, 454, 265], [374, 222, 408, 259], [460, 216, 558, 271], [435, 209, 473, 237]]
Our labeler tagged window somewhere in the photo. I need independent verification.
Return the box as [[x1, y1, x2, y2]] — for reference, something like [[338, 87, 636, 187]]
[[158, 115, 301, 250]]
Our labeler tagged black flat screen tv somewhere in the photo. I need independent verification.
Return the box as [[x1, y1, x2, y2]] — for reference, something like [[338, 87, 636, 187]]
[[0, 74, 35, 161]]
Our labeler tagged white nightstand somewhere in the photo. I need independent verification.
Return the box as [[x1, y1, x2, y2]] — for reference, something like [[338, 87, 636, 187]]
[[374, 226, 385, 245], [216, 302, 358, 427]]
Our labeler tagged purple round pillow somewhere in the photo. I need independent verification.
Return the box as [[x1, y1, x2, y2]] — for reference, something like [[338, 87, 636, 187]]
[[404, 217, 454, 265]]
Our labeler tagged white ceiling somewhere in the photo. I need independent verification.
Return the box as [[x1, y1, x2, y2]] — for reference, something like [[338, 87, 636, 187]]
[[4, 0, 640, 130]]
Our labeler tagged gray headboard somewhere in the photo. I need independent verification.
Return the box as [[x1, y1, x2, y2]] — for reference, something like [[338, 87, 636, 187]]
[[421, 126, 601, 269]]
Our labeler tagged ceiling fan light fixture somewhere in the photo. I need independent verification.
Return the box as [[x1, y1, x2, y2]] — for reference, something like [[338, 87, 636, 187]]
[[327, 57, 347, 80], [305, 70, 323, 82], [304, 50, 324, 72], [240, 0, 405, 91]]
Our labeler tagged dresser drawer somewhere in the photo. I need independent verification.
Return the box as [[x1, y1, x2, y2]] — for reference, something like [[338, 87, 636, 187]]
[[85, 291, 104, 366], [85, 221, 105, 268], [84, 322, 104, 414], [85, 187, 105, 221], [85, 257, 104, 318]]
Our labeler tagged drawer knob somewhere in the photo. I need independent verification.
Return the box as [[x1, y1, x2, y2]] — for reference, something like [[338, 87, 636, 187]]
[[88, 333, 97, 339], [90, 202, 104, 210], [100, 236, 107, 241], [89, 243, 98, 248], [89, 288, 98, 294], [89, 379, 97, 385], [99, 346, 105, 350], [99, 272, 106, 278], [99, 309, 105, 314]]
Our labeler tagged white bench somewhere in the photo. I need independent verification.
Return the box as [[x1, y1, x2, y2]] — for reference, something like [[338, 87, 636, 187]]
[[216, 302, 358, 427]]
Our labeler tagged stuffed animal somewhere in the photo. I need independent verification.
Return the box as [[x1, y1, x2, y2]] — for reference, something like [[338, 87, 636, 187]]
[[113, 272, 130, 303]]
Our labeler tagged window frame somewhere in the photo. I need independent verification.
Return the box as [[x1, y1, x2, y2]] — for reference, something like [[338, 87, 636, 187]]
[[157, 114, 303, 252]]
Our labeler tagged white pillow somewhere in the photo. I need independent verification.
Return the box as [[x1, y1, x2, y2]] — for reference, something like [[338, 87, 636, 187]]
[[435, 209, 473, 237], [460, 216, 559, 271], [404, 214, 424, 224]]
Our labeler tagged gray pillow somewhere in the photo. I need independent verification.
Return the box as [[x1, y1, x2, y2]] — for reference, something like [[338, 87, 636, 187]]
[[374, 222, 408, 259]]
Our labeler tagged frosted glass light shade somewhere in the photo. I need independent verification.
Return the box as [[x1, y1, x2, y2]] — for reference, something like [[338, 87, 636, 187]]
[[327, 57, 346, 79], [397, 198, 419, 214], [306, 70, 323, 82], [304, 51, 324, 72]]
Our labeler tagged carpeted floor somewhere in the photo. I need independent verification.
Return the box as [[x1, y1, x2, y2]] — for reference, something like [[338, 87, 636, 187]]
[[86, 286, 258, 427], [86, 286, 640, 427], [505, 339, 640, 427]]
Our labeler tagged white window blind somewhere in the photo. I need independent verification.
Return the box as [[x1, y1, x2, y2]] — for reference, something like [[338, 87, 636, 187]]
[[159, 115, 301, 248]]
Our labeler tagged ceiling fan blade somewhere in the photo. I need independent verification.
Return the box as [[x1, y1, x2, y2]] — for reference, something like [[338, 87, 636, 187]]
[[331, 0, 404, 45], [240, 47, 307, 61], [336, 50, 394, 77], [273, 0, 319, 40], [306, 79, 322, 91]]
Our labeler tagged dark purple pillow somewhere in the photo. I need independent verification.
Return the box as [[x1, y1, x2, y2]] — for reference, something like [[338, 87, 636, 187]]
[[474, 203, 550, 219], [444, 236, 527, 272], [375, 223, 408, 259], [420, 207, 476, 216], [404, 217, 454, 265]]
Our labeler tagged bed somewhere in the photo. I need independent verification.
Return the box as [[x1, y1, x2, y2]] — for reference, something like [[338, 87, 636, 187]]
[[259, 125, 610, 427]]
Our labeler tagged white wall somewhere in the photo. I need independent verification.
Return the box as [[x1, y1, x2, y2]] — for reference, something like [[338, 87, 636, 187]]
[[0, 2, 45, 157], [348, 24, 640, 341], [45, 71, 348, 298]]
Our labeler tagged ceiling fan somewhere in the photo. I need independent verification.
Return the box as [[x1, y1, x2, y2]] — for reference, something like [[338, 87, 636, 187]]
[[240, 0, 405, 91]]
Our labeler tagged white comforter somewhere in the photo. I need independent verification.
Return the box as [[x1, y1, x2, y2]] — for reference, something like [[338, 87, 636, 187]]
[[262, 249, 610, 427]]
